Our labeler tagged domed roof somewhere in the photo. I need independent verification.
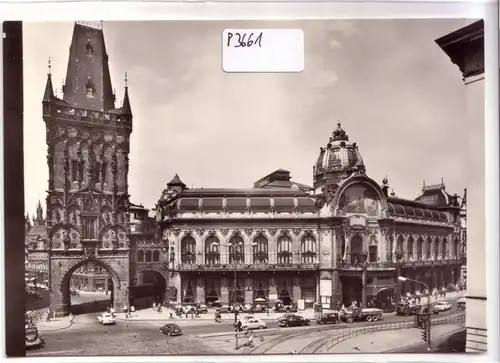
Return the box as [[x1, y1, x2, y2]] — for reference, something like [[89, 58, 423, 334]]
[[313, 123, 365, 187]]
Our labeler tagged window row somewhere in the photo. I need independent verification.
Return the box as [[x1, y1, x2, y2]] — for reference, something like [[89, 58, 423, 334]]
[[69, 160, 109, 184], [180, 234, 317, 265], [394, 236, 461, 260], [137, 249, 161, 263]]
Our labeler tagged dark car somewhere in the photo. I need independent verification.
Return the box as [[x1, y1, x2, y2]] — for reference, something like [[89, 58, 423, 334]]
[[196, 304, 208, 314], [316, 312, 340, 325], [278, 315, 310, 327], [395, 302, 421, 316], [160, 323, 182, 336]]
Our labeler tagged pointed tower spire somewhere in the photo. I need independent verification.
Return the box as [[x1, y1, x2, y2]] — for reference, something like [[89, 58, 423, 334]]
[[121, 71, 132, 116], [43, 58, 54, 101], [36, 200, 43, 224], [63, 22, 115, 111]]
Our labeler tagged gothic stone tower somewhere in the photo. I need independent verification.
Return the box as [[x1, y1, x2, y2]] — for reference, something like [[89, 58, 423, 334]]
[[43, 21, 133, 315]]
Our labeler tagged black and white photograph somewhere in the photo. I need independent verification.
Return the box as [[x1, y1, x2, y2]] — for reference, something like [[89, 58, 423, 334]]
[[12, 18, 486, 357]]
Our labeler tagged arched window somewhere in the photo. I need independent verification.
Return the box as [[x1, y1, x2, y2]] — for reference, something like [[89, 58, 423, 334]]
[[205, 235, 220, 265], [396, 235, 404, 255], [434, 239, 440, 260], [416, 237, 423, 260], [253, 235, 268, 264], [181, 235, 196, 264], [152, 250, 160, 262], [145, 250, 152, 262], [426, 237, 432, 260], [277, 235, 292, 264], [442, 238, 448, 258], [407, 237, 414, 260], [300, 234, 317, 264], [137, 249, 144, 262], [229, 235, 244, 264], [454, 238, 460, 258], [350, 235, 363, 264]]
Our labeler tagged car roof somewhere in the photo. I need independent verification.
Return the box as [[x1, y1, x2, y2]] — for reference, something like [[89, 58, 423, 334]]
[[164, 323, 180, 328]]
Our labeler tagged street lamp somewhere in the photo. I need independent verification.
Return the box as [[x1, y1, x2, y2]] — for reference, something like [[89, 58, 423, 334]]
[[398, 276, 432, 352], [212, 240, 257, 350]]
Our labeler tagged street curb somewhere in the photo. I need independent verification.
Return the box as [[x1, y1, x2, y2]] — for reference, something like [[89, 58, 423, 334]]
[[37, 322, 73, 332], [383, 326, 466, 353]]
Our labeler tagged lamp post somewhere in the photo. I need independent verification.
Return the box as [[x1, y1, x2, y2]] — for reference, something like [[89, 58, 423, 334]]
[[212, 240, 257, 350], [398, 276, 432, 352]]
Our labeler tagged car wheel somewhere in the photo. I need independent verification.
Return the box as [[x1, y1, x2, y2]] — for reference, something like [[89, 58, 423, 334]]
[[317, 321, 322, 325], [347, 317, 353, 324], [366, 316, 373, 322], [372, 316, 379, 322], [168, 332, 172, 336], [259, 325, 264, 329]]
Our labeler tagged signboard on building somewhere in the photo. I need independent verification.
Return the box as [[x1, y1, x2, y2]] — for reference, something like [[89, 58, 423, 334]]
[[320, 280, 332, 296]]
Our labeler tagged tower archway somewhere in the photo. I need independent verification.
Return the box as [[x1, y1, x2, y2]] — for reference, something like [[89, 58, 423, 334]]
[[51, 256, 127, 316]]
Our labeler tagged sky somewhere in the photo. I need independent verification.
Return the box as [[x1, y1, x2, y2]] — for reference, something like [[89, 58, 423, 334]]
[[23, 19, 473, 216]]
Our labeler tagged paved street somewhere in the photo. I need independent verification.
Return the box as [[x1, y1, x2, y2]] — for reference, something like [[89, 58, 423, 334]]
[[26, 293, 464, 356], [27, 319, 216, 356]]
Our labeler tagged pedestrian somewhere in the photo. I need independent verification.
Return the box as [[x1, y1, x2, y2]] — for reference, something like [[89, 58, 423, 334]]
[[153, 302, 156, 311]]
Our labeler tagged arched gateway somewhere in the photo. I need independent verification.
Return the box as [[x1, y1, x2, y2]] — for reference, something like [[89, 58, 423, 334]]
[[42, 22, 134, 316]]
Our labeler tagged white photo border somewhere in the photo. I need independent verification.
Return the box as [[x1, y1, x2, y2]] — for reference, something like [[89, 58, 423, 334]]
[[0, 1, 498, 363]]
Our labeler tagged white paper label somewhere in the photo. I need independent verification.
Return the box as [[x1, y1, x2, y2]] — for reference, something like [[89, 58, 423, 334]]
[[222, 29, 304, 73]]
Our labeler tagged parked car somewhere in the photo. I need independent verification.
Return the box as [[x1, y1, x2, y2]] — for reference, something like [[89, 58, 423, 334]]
[[25, 324, 45, 350], [340, 308, 383, 324], [70, 288, 78, 296], [216, 306, 230, 313], [196, 304, 208, 314], [241, 318, 267, 330], [160, 323, 182, 336], [316, 312, 340, 325], [457, 298, 466, 310], [97, 312, 115, 325], [277, 315, 310, 327], [433, 301, 452, 312]]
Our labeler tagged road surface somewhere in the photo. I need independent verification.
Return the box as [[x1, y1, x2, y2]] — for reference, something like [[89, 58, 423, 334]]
[[27, 304, 460, 357]]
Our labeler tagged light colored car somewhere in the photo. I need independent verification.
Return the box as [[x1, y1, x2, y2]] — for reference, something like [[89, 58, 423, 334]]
[[434, 301, 452, 311], [97, 312, 115, 325], [241, 318, 267, 330]]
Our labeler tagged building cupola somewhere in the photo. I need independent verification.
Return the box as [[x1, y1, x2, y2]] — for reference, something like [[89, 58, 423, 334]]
[[313, 122, 365, 191]]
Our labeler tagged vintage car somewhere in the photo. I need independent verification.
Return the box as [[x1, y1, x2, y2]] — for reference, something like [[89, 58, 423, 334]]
[[434, 301, 452, 312], [277, 315, 310, 327], [340, 307, 383, 324], [395, 302, 422, 316], [273, 303, 298, 313], [97, 312, 115, 325], [241, 318, 267, 330], [316, 312, 340, 325], [160, 323, 182, 336], [196, 304, 208, 314], [457, 298, 466, 310], [25, 324, 45, 350]]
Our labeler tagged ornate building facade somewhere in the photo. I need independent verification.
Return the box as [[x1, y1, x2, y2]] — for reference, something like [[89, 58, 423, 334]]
[[157, 124, 465, 309], [43, 21, 133, 315]]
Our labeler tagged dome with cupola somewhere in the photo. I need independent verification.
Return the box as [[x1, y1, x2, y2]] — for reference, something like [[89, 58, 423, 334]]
[[313, 123, 365, 189]]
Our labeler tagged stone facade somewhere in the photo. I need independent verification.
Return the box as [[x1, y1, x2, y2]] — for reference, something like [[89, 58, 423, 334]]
[[42, 21, 133, 316], [157, 125, 465, 310]]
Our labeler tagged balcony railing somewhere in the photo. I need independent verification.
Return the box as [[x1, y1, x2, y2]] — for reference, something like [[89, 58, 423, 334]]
[[176, 262, 319, 271], [45, 104, 132, 128], [338, 254, 463, 271]]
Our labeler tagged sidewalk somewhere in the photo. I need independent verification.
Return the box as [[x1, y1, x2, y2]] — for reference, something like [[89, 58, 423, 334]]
[[321, 324, 464, 353], [35, 318, 73, 332], [115, 308, 316, 323], [114, 291, 464, 324]]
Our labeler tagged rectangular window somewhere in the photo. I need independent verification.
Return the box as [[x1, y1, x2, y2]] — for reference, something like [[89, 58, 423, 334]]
[[101, 162, 108, 184], [93, 165, 100, 183], [71, 160, 79, 182], [82, 217, 97, 240], [79, 162, 85, 182]]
